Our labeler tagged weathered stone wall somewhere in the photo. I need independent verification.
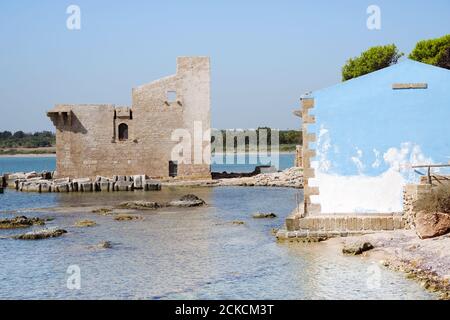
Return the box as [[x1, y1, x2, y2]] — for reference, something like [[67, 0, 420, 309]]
[[294, 145, 302, 168], [48, 57, 211, 179], [403, 183, 433, 229]]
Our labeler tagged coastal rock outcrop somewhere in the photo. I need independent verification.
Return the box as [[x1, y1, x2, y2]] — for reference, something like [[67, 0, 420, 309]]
[[74, 220, 97, 228], [92, 208, 113, 215], [415, 211, 450, 239], [0, 216, 46, 229], [342, 241, 374, 255], [252, 212, 277, 219], [97, 241, 112, 249], [162, 167, 303, 189], [117, 201, 161, 210], [13, 228, 67, 240], [168, 194, 206, 207], [114, 214, 143, 221]]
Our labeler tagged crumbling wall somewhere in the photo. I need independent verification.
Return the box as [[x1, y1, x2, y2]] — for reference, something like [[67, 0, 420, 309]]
[[48, 57, 211, 179]]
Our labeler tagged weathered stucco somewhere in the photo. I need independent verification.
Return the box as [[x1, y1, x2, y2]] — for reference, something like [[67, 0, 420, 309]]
[[48, 57, 211, 179]]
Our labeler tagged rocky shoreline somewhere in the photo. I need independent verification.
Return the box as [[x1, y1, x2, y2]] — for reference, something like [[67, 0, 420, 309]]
[[328, 230, 450, 299], [163, 167, 304, 189], [1, 168, 304, 193]]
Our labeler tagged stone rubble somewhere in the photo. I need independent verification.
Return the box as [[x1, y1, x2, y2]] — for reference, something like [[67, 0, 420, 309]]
[[1, 171, 162, 193], [162, 167, 304, 189], [216, 167, 303, 188]]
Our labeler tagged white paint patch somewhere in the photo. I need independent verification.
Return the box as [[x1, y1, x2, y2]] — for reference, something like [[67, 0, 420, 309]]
[[311, 131, 434, 213], [372, 149, 381, 168], [310, 167, 405, 213], [351, 147, 365, 174]]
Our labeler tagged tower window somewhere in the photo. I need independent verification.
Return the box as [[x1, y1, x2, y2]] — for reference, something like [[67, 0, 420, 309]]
[[167, 91, 177, 103], [118, 123, 128, 141]]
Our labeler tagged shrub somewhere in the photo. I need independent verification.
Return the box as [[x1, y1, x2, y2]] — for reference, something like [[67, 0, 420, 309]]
[[409, 34, 450, 70], [342, 44, 403, 81]]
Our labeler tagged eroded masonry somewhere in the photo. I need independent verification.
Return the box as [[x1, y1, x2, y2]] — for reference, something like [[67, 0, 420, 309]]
[[47, 57, 211, 179]]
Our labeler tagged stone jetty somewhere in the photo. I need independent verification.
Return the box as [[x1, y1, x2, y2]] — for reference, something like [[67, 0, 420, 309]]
[[1, 171, 161, 193]]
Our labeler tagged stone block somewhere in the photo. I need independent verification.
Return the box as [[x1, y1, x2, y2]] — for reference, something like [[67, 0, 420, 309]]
[[362, 217, 370, 230], [80, 183, 93, 192], [301, 98, 315, 109], [144, 180, 161, 191], [56, 183, 69, 193], [54, 178, 70, 184], [117, 176, 128, 183], [99, 182, 110, 192], [393, 217, 402, 230], [40, 183, 51, 193], [356, 217, 364, 230], [286, 216, 300, 231], [114, 181, 134, 192], [25, 183, 41, 193], [133, 175, 146, 189], [372, 217, 382, 231], [386, 217, 394, 230]]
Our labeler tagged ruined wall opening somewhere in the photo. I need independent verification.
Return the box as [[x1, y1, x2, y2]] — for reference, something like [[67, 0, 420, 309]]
[[118, 123, 128, 141], [169, 161, 178, 177], [166, 91, 177, 103]]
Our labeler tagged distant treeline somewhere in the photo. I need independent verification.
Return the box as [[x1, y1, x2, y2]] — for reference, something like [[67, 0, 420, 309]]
[[0, 128, 301, 149], [0, 131, 56, 148], [212, 128, 302, 146]]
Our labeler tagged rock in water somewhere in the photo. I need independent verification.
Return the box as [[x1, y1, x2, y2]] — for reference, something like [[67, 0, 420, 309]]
[[114, 214, 143, 221], [92, 208, 113, 215], [117, 201, 161, 210], [0, 216, 46, 229], [252, 212, 277, 219], [13, 228, 67, 240], [97, 241, 112, 249], [342, 241, 374, 255], [415, 211, 450, 239], [74, 220, 97, 228], [168, 194, 206, 207]]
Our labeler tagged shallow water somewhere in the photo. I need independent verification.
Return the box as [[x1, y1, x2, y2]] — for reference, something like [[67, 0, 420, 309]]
[[0, 185, 434, 300], [0, 157, 434, 300], [0, 154, 295, 176]]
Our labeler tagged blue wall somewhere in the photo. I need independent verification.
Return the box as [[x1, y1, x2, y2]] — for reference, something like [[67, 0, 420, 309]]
[[310, 60, 450, 178]]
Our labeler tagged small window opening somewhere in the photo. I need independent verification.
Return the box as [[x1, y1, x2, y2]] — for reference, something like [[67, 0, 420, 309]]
[[167, 91, 177, 103], [169, 161, 178, 177], [118, 123, 128, 141]]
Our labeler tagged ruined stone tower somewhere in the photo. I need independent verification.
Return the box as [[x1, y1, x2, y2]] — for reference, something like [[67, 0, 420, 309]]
[[47, 57, 211, 179]]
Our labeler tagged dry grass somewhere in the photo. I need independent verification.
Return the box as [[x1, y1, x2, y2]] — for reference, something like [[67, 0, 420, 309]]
[[415, 184, 450, 213]]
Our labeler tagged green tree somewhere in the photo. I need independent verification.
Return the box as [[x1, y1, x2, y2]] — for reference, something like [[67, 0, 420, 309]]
[[342, 44, 404, 81], [409, 34, 450, 70]]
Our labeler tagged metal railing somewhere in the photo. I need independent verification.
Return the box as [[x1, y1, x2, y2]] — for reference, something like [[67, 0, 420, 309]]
[[412, 164, 450, 185]]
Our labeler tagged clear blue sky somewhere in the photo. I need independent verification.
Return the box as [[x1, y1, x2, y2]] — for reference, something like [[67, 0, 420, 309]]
[[0, 0, 449, 131]]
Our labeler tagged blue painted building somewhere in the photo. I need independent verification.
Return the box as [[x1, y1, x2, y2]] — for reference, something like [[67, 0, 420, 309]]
[[304, 60, 450, 213]]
